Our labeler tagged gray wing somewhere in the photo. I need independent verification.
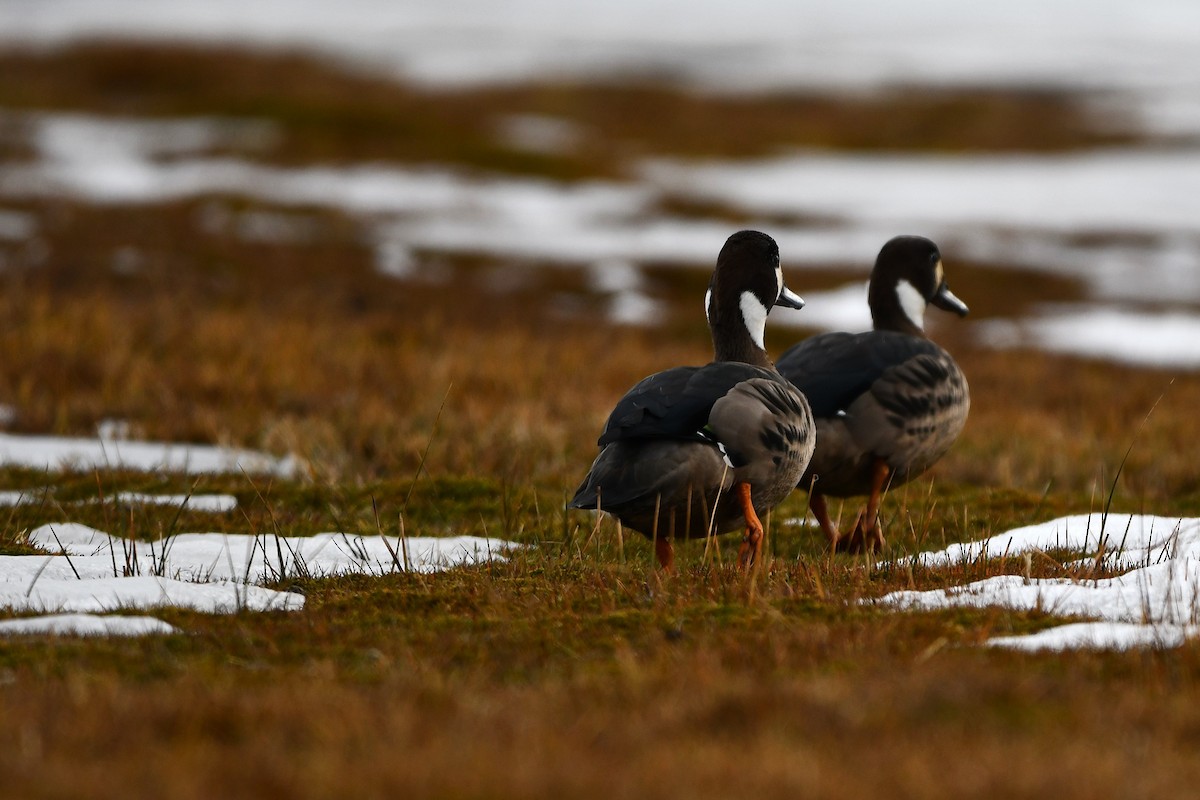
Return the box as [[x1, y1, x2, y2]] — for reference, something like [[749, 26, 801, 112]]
[[597, 362, 780, 446], [776, 331, 946, 418]]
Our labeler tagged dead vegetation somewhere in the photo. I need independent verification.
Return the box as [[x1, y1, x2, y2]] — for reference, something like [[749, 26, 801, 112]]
[[0, 41, 1197, 800]]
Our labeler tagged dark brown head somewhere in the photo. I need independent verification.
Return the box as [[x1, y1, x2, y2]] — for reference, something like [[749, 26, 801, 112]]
[[868, 236, 969, 336], [705, 230, 805, 367]]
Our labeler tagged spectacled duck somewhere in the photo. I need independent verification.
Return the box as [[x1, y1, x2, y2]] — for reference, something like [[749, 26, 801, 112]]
[[775, 235, 969, 553], [570, 230, 815, 570]]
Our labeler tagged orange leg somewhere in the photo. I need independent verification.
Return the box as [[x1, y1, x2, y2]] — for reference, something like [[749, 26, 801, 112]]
[[843, 459, 890, 553], [810, 489, 843, 550], [655, 536, 674, 571], [735, 483, 764, 568]]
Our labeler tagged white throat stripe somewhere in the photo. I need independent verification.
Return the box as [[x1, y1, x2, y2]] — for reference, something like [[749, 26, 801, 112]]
[[739, 290, 768, 349], [896, 279, 926, 331]]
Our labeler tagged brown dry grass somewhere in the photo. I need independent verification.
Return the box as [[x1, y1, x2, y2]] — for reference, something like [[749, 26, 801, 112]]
[[0, 42, 1198, 800], [0, 42, 1137, 180]]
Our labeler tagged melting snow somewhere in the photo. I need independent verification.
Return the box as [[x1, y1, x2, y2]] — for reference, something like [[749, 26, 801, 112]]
[[977, 307, 1200, 369], [2, 0, 1198, 138], [0, 430, 297, 476], [773, 281, 872, 333], [0, 613, 179, 638], [879, 514, 1200, 651], [0, 522, 517, 637], [2, 7, 1199, 364], [0, 489, 239, 512], [4, 111, 1200, 365], [987, 622, 1198, 652], [644, 150, 1200, 255], [111, 493, 239, 512]]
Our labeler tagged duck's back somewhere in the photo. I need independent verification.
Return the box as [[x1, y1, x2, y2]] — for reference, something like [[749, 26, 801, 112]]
[[776, 330, 968, 494], [571, 361, 813, 538], [597, 362, 780, 445]]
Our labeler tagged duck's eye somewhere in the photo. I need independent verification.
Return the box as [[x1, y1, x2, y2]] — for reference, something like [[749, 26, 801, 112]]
[[929, 252, 940, 264]]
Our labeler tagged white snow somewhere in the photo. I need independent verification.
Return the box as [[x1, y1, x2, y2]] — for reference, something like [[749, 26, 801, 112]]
[[645, 149, 1200, 240], [0, 521, 517, 637], [2, 572, 298, 615], [988, 621, 1198, 652], [5, 113, 1200, 338], [0, 613, 179, 637], [0, 16, 1197, 367], [0, 490, 41, 506], [0, 430, 297, 476], [0, 490, 238, 511], [773, 281, 872, 333], [111, 493, 239, 512], [2, 0, 1198, 137], [26, 522, 514, 582], [977, 307, 1200, 369], [879, 514, 1200, 651]]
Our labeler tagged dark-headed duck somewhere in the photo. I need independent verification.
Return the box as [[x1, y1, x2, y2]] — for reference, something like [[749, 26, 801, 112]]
[[775, 235, 969, 553], [570, 230, 815, 569]]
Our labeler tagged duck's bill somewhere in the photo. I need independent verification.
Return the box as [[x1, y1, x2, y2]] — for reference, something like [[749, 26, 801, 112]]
[[775, 285, 806, 310], [931, 283, 969, 316]]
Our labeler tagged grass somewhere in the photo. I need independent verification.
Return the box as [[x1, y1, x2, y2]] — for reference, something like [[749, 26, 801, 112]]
[[0, 41, 1199, 799], [0, 42, 1139, 180]]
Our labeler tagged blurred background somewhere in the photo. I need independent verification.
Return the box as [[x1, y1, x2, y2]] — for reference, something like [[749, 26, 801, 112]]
[[0, 0, 1197, 493]]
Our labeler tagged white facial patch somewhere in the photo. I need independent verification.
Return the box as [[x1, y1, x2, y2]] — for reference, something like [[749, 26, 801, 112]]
[[935, 260, 944, 285], [739, 290, 768, 349], [896, 279, 926, 331], [774, 263, 783, 299], [704, 287, 712, 325]]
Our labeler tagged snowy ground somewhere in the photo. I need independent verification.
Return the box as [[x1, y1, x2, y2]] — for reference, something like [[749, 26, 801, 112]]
[[878, 514, 1200, 651], [3, 111, 1200, 366], [0, 429, 1187, 650], [2, 1, 1200, 364], [0, 427, 298, 476], [0, 517, 515, 637], [0, 431, 514, 637], [3, 0, 1199, 139], [0, 3, 1194, 641]]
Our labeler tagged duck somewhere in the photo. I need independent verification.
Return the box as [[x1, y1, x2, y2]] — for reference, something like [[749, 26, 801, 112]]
[[775, 235, 969, 554], [569, 230, 815, 570]]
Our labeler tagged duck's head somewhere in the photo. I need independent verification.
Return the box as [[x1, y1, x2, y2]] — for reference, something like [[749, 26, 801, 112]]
[[705, 230, 805, 366], [868, 236, 969, 336]]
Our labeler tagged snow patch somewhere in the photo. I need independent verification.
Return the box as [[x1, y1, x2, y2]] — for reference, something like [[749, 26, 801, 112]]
[[0, 613, 179, 638], [0, 490, 238, 511], [3, 0, 1199, 141], [977, 307, 1200, 369], [879, 514, 1200, 651], [111, 493, 239, 512], [0, 522, 518, 637], [772, 281, 871, 333], [988, 621, 1198, 652], [0, 431, 297, 476]]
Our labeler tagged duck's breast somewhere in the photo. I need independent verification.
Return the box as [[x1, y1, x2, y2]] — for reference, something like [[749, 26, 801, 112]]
[[707, 376, 815, 511], [850, 349, 969, 473]]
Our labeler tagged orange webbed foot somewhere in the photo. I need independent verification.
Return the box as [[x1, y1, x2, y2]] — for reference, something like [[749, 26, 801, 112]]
[[736, 483, 764, 569]]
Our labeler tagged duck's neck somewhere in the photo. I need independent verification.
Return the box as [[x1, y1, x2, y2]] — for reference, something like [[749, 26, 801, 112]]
[[710, 318, 774, 369], [870, 280, 928, 338]]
